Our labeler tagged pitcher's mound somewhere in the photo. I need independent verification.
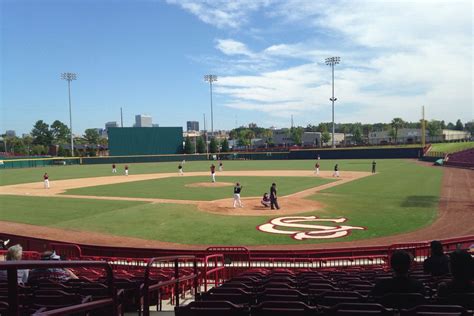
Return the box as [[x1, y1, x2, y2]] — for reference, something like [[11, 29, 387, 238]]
[[185, 182, 234, 188], [197, 197, 324, 216]]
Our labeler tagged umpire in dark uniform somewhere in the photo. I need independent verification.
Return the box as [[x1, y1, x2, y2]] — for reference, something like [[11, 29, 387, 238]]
[[270, 183, 280, 210]]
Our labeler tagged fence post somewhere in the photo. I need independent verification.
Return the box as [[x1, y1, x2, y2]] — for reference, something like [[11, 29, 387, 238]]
[[174, 258, 180, 307], [7, 268, 19, 316], [193, 258, 198, 297]]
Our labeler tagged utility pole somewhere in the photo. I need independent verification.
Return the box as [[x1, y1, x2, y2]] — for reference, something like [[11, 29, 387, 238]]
[[120, 107, 124, 127], [203, 113, 208, 158], [325, 57, 340, 148], [421, 106, 426, 148], [61, 72, 77, 156]]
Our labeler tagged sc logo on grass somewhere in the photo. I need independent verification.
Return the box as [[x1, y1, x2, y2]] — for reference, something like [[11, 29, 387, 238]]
[[257, 216, 365, 240]]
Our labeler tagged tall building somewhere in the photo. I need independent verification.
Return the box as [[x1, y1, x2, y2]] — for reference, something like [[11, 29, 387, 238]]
[[5, 130, 16, 137], [105, 121, 118, 129], [187, 121, 199, 131], [135, 115, 153, 127]]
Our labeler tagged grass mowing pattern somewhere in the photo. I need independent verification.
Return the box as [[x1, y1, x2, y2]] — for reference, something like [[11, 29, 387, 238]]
[[0, 160, 443, 245], [430, 141, 474, 153], [63, 176, 335, 200]]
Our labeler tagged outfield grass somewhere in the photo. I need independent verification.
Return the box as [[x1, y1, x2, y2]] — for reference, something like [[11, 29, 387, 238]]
[[0, 159, 377, 186], [0, 159, 443, 245], [430, 141, 474, 153], [63, 176, 335, 200]]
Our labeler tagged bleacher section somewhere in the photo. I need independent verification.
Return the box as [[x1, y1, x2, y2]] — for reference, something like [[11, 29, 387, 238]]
[[446, 148, 474, 168], [0, 236, 473, 315]]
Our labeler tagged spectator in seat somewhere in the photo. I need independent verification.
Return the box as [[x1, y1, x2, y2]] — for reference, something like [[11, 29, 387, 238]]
[[371, 250, 426, 297], [423, 240, 450, 276], [437, 250, 474, 297], [28, 251, 78, 283], [0, 244, 29, 284]]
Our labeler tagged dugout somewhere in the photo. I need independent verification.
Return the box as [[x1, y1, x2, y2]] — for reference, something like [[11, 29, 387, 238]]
[[108, 127, 183, 156]]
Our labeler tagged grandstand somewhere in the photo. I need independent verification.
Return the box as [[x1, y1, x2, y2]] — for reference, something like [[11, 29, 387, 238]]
[[1, 235, 473, 315]]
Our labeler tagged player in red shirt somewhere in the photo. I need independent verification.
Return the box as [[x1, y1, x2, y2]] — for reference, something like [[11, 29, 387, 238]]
[[210, 164, 216, 182]]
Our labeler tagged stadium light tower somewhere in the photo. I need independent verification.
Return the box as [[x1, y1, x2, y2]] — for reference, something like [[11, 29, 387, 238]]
[[204, 74, 217, 138], [325, 56, 340, 148], [61, 72, 77, 156]]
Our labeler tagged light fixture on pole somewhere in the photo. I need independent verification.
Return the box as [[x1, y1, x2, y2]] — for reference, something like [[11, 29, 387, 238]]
[[325, 57, 340, 148], [61, 72, 77, 156], [204, 74, 217, 138]]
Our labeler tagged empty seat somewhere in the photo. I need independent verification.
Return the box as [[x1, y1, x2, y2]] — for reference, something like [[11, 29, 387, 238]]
[[378, 293, 427, 309], [400, 304, 469, 316], [250, 300, 317, 316], [326, 303, 395, 315], [316, 290, 365, 307], [175, 300, 249, 316]]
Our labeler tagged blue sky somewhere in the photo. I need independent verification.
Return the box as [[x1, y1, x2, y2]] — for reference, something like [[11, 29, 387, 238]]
[[1, 0, 472, 136]]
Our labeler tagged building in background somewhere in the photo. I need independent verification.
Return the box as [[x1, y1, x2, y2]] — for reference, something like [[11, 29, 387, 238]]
[[5, 130, 16, 137], [187, 121, 199, 132], [368, 128, 471, 145], [105, 121, 118, 129], [134, 114, 153, 127]]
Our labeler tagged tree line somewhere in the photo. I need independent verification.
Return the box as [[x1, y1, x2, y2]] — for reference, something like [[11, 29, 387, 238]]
[[1, 120, 107, 156]]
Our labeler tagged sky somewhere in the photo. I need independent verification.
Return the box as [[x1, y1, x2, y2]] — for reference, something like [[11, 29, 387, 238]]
[[1, 0, 472, 135]]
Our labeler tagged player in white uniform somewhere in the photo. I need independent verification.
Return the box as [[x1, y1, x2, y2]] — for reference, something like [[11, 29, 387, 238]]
[[112, 164, 117, 173], [43, 173, 50, 189], [178, 163, 183, 175], [125, 165, 129, 176], [233, 183, 243, 208]]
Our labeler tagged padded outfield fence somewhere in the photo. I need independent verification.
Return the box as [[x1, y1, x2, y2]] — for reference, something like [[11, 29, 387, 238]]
[[0, 146, 423, 169]]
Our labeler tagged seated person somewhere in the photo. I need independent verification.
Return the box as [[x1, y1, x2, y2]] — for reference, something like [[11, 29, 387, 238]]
[[261, 193, 271, 207], [423, 240, 450, 276], [0, 244, 29, 284], [371, 250, 426, 297], [28, 251, 78, 283], [437, 250, 474, 297]]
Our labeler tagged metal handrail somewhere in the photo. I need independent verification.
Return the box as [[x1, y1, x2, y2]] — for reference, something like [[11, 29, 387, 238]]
[[142, 256, 198, 316], [0, 260, 117, 316], [203, 254, 225, 292]]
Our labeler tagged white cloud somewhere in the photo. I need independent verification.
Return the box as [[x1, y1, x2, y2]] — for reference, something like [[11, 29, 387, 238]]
[[215, 39, 254, 57], [170, 0, 473, 124], [166, 0, 272, 29]]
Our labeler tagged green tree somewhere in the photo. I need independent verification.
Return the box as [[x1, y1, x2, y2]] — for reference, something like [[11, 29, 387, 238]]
[[83, 129, 100, 146], [22, 135, 33, 155], [352, 126, 363, 144], [390, 117, 405, 144], [290, 127, 304, 145], [220, 138, 230, 152], [244, 130, 255, 148], [184, 136, 195, 154], [209, 138, 218, 153], [31, 120, 53, 146], [31, 145, 47, 155], [427, 120, 442, 140], [321, 131, 331, 145], [50, 120, 70, 144], [261, 129, 273, 147], [455, 119, 463, 131], [196, 136, 206, 153], [446, 122, 455, 130], [464, 121, 474, 134]]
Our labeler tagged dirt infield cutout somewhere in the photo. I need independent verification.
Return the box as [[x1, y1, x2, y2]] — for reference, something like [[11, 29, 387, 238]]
[[185, 182, 234, 188]]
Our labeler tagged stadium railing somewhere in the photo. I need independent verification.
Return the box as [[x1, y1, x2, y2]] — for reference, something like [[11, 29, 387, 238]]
[[0, 260, 118, 316]]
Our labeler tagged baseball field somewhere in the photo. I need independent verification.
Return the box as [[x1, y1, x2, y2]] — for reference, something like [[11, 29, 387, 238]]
[[0, 159, 472, 249]]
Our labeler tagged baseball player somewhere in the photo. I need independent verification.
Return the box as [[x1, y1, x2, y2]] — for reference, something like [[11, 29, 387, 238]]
[[372, 161, 377, 174], [218, 161, 223, 172], [112, 164, 117, 173], [333, 164, 340, 177], [43, 173, 50, 189], [314, 162, 320, 176], [124, 165, 129, 176], [233, 182, 243, 208], [178, 163, 183, 175], [210, 164, 216, 182]]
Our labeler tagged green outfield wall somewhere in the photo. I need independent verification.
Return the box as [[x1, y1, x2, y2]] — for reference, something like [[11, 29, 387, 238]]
[[108, 127, 183, 156]]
